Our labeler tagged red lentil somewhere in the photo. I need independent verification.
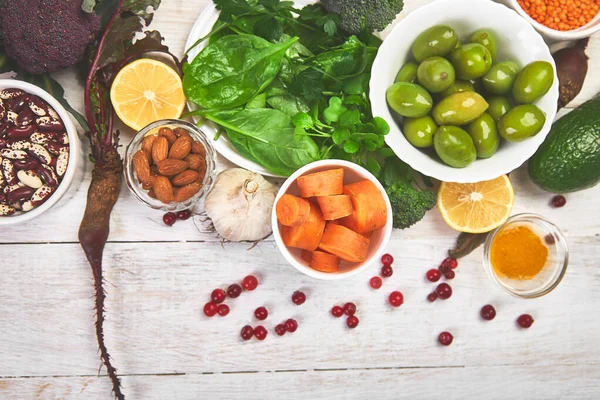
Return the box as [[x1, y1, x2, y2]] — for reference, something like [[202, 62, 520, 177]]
[[517, 0, 600, 31]]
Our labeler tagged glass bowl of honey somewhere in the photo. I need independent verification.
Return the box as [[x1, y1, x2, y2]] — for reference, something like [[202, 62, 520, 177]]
[[483, 213, 569, 298]]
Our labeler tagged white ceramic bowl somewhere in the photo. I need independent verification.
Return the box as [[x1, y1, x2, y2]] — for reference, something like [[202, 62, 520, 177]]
[[0, 79, 81, 226], [506, 0, 600, 41], [370, 0, 559, 183], [271, 160, 393, 280]]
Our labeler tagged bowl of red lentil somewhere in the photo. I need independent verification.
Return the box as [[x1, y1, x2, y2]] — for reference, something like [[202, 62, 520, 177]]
[[508, 0, 600, 41]]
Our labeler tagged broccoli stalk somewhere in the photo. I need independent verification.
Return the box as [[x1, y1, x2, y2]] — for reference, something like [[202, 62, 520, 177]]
[[321, 0, 404, 34]]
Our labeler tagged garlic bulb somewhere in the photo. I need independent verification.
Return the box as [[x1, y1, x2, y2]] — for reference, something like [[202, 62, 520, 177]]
[[204, 168, 277, 241]]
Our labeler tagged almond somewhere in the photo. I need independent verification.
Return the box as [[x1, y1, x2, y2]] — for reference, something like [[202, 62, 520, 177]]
[[141, 134, 156, 157], [153, 175, 174, 204], [172, 169, 199, 186], [152, 135, 169, 164], [156, 158, 188, 176], [168, 136, 192, 159], [148, 189, 156, 199], [158, 127, 177, 144], [174, 128, 191, 140], [133, 150, 151, 185], [184, 154, 204, 170], [191, 141, 206, 157], [174, 182, 202, 202], [142, 180, 153, 191]]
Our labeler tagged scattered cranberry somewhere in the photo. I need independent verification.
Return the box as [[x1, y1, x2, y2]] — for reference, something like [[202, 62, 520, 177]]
[[438, 264, 450, 274], [285, 318, 298, 332], [227, 284, 242, 298], [217, 304, 230, 317], [436, 283, 452, 300], [211, 288, 226, 304], [438, 331, 453, 346], [427, 292, 438, 302], [381, 265, 393, 278], [292, 291, 306, 305], [544, 234, 556, 245], [426, 269, 441, 282], [331, 305, 344, 318], [480, 305, 496, 321], [275, 324, 286, 336], [203, 302, 218, 317], [517, 314, 534, 328], [346, 315, 359, 328], [242, 275, 258, 291], [254, 325, 268, 340], [162, 212, 177, 226], [444, 270, 455, 280], [370, 276, 383, 289], [550, 195, 566, 208], [254, 306, 268, 320], [240, 325, 254, 341], [441, 257, 458, 269], [176, 209, 192, 220], [381, 253, 394, 266], [389, 291, 404, 307], [343, 302, 356, 316]]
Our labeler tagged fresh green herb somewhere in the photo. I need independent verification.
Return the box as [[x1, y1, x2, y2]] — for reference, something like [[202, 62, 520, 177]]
[[448, 232, 490, 259]]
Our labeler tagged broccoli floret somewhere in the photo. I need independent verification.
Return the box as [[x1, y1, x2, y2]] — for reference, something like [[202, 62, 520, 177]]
[[386, 179, 436, 229], [321, 0, 404, 34]]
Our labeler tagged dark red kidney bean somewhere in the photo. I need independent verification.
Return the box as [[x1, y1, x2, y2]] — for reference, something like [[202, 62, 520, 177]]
[[38, 165, 58, 187], [0, 193, 6, 204], [0, 122, 11, 135], [17, 107, 35, 126], [49, 156, 57, 169], [36, 117, 64, 132], [8, 96, 26, 113], [7, 125, 35, 139], [45, 141, 67, 155], [0, 138, 6, 149], [14, 158, 40, 170], [26, 96, 48, 116], [7, 186, 35, 203], [0, 89, 24, 100], [0, 100, 5, 120]]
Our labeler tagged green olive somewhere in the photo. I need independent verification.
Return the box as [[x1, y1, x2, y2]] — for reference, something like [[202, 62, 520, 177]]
[[386, 82, 433, 118], [466, 113, 500, 158], [395, 62, 419, 83], [449, 43, 493, 80], [432, 91, 489, 125], [417, 57, 455, 93], [482, 61, 521, 95], [469, 29, 498, 61], [403, 115, 438, 148], [512, 61, 555, 104], [498, 104, 546, 142], [411, 25, 459, 63], [439, 80, 474, 98], [434, 125, 477, 168], [487, 96, 513, 121]]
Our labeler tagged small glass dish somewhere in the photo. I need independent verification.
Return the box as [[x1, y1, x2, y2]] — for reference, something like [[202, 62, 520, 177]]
[[124, 119, 217, 212], [483, 213, 569, 299]]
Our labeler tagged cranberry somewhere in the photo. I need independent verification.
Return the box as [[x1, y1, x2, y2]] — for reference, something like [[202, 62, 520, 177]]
[[292, 291, 306, 305], [227, 284, 242, 298], [285, 318, 298, 333], [427, 292, 437, 302], [381, 253, 394, 266], [369, 276, 383, 289], [426, 269, 441, 282], [436, 283, 452, 300], [162, 212, 177, 226], [381, 265, 393, 278], [346, 315, 359, 328], [438, 331, 453, 346], [217, 304, 230, 317], [242, 275, 258, 291], [176, 209, 192, 220], [438, 264, 450, 274], [331, 305, 344, 318], [517, 314, 534, 328], [275, 324, 286, 336], [480, 305, 496, 321], [254, 306, 268, 320], [550, 195, 566, 208], [343, 302, 356, 316], [254, 325, 268, 340], [444, 270, 455, 280], [545, 234, 556, 245], [240, 325, 254, 340], [441, 257, 458, 269], [211, 288, 226, 304], [203, 302, 218, 317], [389, 291, 404, 307]]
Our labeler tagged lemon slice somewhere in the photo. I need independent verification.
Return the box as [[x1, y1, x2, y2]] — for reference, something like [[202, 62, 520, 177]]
[[110, 58, 185, 131], [437, 175, 514, 233]]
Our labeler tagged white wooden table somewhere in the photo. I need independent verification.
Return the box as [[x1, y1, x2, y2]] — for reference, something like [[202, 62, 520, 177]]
[[1, 1, 599, 399]]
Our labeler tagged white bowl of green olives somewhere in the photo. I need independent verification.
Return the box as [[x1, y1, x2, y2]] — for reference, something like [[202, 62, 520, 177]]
[[370, 0, 559, 183]]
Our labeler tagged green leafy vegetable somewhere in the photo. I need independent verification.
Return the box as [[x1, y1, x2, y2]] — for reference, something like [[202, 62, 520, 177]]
[[448, 232, 489, 259], [321, 0, 404, 34]]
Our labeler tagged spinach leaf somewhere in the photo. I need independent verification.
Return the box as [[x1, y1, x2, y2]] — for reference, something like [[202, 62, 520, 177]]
[[184, 35, 298, 109], [267, 95, 309, 116]]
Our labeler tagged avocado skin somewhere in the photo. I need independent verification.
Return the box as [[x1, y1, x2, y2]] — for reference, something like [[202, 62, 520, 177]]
[[528, 96, 600, 193]]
